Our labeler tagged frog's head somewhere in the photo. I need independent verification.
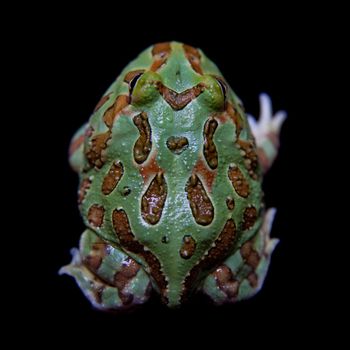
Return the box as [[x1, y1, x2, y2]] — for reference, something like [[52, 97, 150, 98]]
[[122, 42, 228, 112]]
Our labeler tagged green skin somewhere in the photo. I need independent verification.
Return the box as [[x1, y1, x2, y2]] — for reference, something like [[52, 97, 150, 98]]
[[60, 42, 280, 310]]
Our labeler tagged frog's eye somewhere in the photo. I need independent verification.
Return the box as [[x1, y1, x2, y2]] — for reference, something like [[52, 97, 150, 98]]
[[215, 77, 227, 101], [124, 70, 145, 95], [128, 71, 162, 106], [201, 75, 227, 111]]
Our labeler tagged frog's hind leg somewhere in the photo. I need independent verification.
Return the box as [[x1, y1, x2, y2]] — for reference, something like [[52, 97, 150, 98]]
[[59, 229, 151, 311], [201, 208, 278, 304], [247, 94, 286, 173], [68, 123, 89, 173]]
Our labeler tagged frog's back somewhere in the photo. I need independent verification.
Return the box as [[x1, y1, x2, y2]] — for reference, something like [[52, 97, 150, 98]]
[[75, 42, 263, 306]]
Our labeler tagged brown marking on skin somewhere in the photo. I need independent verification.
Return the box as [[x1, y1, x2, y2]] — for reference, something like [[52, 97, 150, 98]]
[[78, 178, 92, 205], [236, 139, 259, 180], [88, 204, 105, 228], [180, 235, 197, 259], [133, 112, 152, 164], [181, 219, 237, 302], [112, 209, 168, 302], [213, 265, 239, 299], [138, 152, 162, 184], [85, 130, 111, 169], [102, 161, 124, 195], [124, 70, 145, 84], [69, 134, 85, 157], [103, 95, 130, 128], [157, 82, 205, 110], [226, 197, 235, 210], [186, 174, 214, 226], [203, 117, 218, 169], [242, 206, 258, 230], [141, 171, 167, 225], [86, 95, 129, 169], [150, 42, 172, 71], [166, 136, 189, 154], [193, 158, 217, 192], [240, 240, 260, 269], [247, 272, 258, 288], [228, 165, 250, 198], [94, 92, 112, 112], [83, 237, 109, 272], [183, 44, 203, 75], [226, 103, 244, 138], [114, 257, 141, 305]]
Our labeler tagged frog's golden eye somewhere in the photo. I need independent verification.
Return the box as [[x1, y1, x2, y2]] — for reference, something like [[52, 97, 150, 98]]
[[124, 70, 145, 95]]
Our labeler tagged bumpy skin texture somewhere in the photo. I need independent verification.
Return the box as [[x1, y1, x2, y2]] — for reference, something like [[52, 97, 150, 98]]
[[60, 42, 285, 310]]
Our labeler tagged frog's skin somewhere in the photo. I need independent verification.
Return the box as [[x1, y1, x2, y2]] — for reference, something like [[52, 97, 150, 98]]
[[59, 42, 286, 310]]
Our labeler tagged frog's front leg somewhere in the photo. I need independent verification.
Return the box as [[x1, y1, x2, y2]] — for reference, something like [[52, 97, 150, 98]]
[[59, 229, 151, 311], [247, 93, 287, 173], [201, 209, 278, 304]]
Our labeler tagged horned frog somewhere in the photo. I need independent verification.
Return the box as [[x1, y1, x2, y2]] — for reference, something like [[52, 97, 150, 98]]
[[60, 42, 286, 310]]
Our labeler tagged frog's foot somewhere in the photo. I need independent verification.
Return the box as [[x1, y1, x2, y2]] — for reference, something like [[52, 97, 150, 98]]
[[68, 123, 89, 173], [59, 229, 151, 311], [201, 208, 279, 304], [247, 93, 286, 173]]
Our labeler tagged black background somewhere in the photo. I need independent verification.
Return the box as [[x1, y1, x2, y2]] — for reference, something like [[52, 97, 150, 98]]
[[20, 5, 334, 345]]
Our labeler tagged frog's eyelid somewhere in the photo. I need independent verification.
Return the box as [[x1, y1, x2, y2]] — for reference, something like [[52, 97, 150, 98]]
[[129, 73, 144, 94]]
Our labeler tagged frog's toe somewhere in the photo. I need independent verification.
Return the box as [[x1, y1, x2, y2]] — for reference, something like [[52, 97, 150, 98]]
[[247, 93, 287, 173], [60, 229, 152, 311]]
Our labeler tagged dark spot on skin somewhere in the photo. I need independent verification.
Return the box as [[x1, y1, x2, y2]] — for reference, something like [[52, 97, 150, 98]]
[[133, 112, 152, 164], [166, 136, 189, 154], [122, 186, 131, 196], [180, 235, 196, 259], [203, 117, 218, 169], [161, 236, 169, 244], [226, 197, 235, 210], [112, 209, 168, 303], [228, 165, 250, 198], [186, 174, 214, 226], [242, 206, 258, 230], [102, 161, 124, 195], [141, 172, 167, 225], [88, 204, 105, 228]]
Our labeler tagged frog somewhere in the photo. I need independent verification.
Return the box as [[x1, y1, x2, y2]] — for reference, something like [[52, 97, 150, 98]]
[[59, 42, 286, 310]]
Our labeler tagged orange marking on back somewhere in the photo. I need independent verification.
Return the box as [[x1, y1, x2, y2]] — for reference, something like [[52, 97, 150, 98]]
[[193, 157, 217, 192], [138, 152, 162, 184]]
